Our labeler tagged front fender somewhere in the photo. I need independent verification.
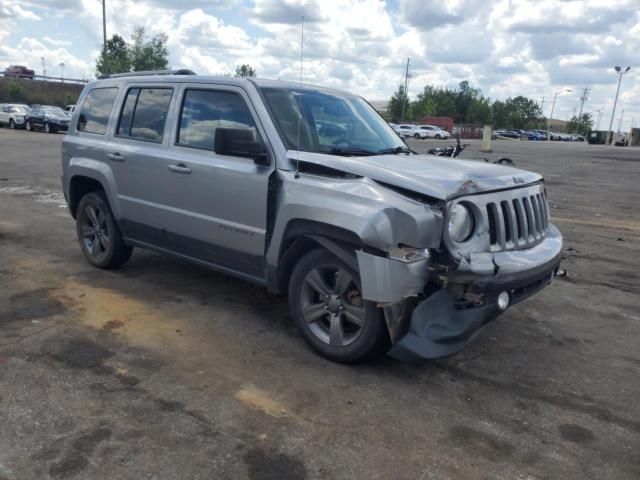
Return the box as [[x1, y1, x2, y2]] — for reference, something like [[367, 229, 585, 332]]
[[266, 170, 444, 267]]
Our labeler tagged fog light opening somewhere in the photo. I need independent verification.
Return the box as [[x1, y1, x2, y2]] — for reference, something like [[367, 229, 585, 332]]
[[497, 291, 510, 311]]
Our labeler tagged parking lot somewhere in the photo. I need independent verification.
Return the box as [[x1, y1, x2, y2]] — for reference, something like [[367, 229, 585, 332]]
[[1, 128, 639, 480]]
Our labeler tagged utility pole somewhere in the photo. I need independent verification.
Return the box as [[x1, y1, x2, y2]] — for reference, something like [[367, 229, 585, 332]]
[[59, 62, 65, 83], [40, 57, 46, 76], [577, 87, 590, 133], [594, 107, 604, 130], [607, 66, 631, 144], [617, 108, 625, 133], [400, 58, 410, 123], [548, 89, 571, 141], [539, 96, 545, 113]]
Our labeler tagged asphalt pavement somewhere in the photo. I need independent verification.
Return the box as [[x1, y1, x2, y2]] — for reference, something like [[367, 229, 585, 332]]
[[1, 128, 639, 480]]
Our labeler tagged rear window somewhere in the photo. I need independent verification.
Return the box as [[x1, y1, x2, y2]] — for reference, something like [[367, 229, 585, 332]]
[[116, 87, 173, 143], [77, 87, 118, 134]]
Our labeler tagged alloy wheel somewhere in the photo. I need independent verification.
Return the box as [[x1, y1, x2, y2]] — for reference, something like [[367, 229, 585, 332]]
[[300, 265, 366, 347], [80, 204, 110, 259], [26, 121, 31, 131], [9, 119, 14, 129], [45, 122, 50, 133]]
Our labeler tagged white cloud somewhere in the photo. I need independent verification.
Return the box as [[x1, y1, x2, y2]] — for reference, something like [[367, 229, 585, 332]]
[[0, 0, 637, 127]]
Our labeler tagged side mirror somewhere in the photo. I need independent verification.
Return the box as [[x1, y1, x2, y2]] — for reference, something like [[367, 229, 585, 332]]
[[214, 127, 270, 166]]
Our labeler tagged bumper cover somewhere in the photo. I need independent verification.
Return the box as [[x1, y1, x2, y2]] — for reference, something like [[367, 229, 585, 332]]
[[387, 224, 563, 363]]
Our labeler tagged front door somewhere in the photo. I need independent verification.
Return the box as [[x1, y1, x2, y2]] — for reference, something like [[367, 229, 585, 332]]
[[162, 84, 274, 280]]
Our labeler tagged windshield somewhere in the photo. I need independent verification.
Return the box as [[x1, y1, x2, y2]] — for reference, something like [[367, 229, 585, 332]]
[[260, 87, 406, 156], [43, 106, 66, 116], [10, 106, 29, 113]]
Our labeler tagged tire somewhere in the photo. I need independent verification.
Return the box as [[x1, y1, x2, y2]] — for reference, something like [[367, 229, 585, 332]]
[[76, 191, 133, 269], [25, 121, 32, 132], [44, 122, 51, 134], [9, 119, 15, 129], [288, 248, 388, 363], [413, 133, 420, 139], [435, 134, 441, 139]]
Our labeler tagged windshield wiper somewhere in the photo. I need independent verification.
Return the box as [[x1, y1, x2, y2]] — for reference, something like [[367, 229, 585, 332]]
[[328, 147, 376, 156], [375, 146, 414, 155]]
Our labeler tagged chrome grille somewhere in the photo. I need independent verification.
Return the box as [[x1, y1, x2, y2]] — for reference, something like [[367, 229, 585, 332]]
[[486, 188, 549, 251]]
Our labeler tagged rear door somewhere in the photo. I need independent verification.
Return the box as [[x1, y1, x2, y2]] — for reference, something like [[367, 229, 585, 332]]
[[161, 84, 274, 280], [105, 84, 176, 247]]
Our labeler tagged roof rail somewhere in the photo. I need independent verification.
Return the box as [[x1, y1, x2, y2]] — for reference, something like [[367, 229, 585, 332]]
[[97, 69, 196, 80]]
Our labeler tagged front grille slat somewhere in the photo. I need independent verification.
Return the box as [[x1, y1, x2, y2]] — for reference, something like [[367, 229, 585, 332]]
[[459, 184, 550, 253]]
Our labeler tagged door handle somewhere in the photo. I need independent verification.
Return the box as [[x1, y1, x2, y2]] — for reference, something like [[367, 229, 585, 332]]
[[168, 163, 192, 174], [107, 152, 125, 162]]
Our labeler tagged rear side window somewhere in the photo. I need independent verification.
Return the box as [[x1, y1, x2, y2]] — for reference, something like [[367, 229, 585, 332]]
[[117, 87, 173, 143], [77, 87, 118, 134], [177, 89, 257, 151]]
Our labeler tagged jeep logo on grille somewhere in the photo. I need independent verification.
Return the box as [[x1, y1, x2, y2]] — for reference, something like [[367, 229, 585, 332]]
[[513, 176, 525, 184]]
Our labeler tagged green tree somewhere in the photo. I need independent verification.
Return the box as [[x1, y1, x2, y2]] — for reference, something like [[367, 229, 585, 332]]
[[566, 113, 593, 134], [96, 27, 169, 77], [7, 80, 24, 101], [234, 64, 257, 77], [388, 85, 410, 122], [130, 27, 169, 72]]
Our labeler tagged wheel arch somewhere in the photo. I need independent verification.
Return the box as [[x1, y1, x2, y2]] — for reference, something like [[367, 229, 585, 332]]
[[68, 175, 107, 218], [267, 219, 374, 295]]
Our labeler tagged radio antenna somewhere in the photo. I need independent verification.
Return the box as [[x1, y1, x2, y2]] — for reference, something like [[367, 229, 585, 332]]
[[295, 15, 304, 179]]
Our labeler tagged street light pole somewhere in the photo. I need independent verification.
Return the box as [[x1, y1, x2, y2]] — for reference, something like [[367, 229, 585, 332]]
[[547, 88, 571, 141], [59, 62, 65, 83], [607, 66, 630, 144]]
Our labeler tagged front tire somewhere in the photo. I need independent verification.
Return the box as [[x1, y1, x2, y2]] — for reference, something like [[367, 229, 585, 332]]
[[9, 119, 15, 129], [288, 248, 387, 363], [435, 134, 441, 139], [44, 122, 52, 134], [76, 191, 133, 269], [25, 121, 32, 131]]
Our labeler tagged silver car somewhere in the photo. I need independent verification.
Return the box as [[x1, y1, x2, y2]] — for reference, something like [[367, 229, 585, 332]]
[[0, 103, 30, 129], [61, 70, 563, 363]]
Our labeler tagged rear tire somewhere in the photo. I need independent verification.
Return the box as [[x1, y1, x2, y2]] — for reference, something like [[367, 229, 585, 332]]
[[76, 191, 133, 269], [288, 248, 387, 363]]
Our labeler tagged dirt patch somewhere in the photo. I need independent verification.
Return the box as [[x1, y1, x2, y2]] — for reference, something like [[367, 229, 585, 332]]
[[235, 384, 291, 419], [102, 320, 124, 331], [558, 423, 596, 444], [50, 339, 114, 369]]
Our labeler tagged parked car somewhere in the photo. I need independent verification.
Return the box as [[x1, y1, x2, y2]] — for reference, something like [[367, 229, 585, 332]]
[[25, 105, 71, 133], [61, 71, 562, 363], [396, 124, 428, 139], [417, 125, 450, 139], [65, 105, 76, 114], [0, 103, 30, 129], [494, 129, 519, 139], [3, 65, 35, 79], [569, 134, 585, 142]]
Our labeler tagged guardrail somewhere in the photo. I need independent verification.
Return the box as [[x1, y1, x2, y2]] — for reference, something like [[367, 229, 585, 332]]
[[1, 73, 88, 84]]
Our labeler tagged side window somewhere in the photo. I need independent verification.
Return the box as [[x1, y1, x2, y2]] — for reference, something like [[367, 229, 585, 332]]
[[177, 89, 257, 151], [116, 87, 173, 143], [77, 87, 118, 134]]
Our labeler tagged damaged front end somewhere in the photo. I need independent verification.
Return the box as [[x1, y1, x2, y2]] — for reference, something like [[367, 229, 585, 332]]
[[356, 184, 563, 363]]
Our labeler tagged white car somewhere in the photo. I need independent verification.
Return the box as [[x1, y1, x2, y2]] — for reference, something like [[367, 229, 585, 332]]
[[417, 125, 450, 139], [0, 103, 30, 129], [395, 124, 429, 139]]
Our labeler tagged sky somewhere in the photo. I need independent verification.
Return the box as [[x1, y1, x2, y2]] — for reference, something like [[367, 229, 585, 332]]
[[1, 0, 638, 131]]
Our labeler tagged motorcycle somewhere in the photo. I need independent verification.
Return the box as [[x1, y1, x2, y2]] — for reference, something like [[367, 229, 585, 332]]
[[427, 136, 514, 165]]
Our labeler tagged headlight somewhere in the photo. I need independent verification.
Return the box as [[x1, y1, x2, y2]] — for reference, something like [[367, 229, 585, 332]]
[[448, 203, 474, 242]]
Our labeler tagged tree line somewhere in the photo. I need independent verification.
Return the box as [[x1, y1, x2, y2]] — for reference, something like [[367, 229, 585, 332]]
[[96, 27, 257, 79], [389, 81, 560, 130]]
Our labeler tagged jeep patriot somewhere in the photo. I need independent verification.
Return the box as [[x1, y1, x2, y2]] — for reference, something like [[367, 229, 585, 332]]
[[61, 70, 563, 363]]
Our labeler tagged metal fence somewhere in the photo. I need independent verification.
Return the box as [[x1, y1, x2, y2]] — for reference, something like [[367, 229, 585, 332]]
[[1, 73, 88, 84]]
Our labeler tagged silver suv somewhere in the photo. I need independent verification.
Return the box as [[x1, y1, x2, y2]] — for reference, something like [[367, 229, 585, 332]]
[[61, 70, 563, 363]]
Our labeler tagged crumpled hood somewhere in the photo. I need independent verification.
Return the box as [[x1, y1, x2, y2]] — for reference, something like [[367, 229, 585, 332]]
[[288, 151, 543, 200]]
